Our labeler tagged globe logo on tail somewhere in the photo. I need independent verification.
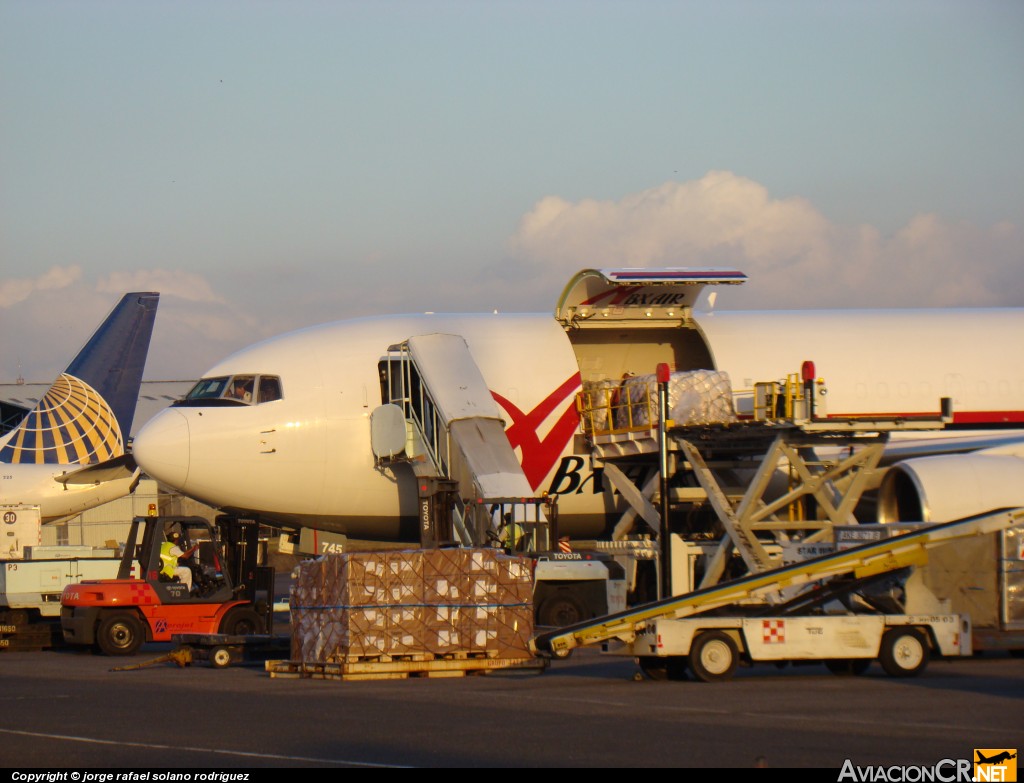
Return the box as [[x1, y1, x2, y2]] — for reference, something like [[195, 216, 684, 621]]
[[0, 374, 124, 465]]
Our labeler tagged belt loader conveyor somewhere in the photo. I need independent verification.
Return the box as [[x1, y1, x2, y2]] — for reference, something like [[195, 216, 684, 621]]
[[531, 509, 1024, 661]]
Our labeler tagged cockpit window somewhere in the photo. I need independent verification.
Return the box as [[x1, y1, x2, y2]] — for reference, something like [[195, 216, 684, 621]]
[[258, 376, 282, 403], [227, 376, 255, 403], [176, 374, 283, 407], [184, 377, 230, 400]]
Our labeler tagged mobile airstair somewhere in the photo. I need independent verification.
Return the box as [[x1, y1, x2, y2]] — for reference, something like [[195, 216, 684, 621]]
[[371, 333, 552, 548]]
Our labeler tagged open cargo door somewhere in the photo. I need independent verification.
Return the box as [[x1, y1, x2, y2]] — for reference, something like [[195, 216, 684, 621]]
[[555, 268, 746, 387], [555, 268, 746, 329]]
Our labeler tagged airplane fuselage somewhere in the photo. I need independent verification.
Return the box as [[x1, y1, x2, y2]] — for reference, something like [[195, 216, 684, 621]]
[[133, 307, 1024, 539], [0, 463, 137, 522]]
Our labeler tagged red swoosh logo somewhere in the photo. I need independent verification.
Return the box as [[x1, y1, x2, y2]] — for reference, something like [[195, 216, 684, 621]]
[[578, 286, 632, 307], [492, 373, 582, 490]]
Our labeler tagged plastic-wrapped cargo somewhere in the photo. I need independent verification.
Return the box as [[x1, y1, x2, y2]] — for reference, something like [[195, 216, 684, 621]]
[[291, 548, 533, 663], [613, 369, 736, 429], [579, 378, 620, 433]]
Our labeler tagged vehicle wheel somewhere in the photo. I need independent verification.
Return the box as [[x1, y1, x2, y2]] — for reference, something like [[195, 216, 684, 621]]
[[219, 606, 265, 636], [210, 646, 232, 669], [537, 593, 587, 628], [688, 631, 738, 683], [825, 659, 871, 676], [550, 645, 573, 660], [879, 628, 929, 678], [96, 612, 145, 656]]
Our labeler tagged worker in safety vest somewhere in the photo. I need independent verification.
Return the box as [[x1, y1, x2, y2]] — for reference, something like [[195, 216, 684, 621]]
[[499, 516, 532, 552], [160, 532, 197, 591]]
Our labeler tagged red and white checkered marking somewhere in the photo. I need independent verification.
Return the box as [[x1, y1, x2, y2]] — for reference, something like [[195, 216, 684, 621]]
[[127, 583, 152, 604], [762, 619, 785, 644]]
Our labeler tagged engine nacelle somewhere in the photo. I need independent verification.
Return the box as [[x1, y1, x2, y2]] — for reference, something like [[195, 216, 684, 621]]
[[878, 453, 1024, 523]]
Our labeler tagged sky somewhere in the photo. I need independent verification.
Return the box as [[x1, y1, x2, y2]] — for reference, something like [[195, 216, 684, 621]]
[[2, 0, 1022, 382]]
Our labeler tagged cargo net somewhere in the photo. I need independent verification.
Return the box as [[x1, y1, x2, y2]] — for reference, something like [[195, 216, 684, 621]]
[[291, 548, 534, 663], [578, 369, 737, 436]]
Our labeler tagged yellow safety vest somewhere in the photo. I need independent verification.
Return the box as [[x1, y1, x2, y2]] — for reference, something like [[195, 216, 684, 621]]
[[502, 523, 525, 550], [160, 542, 177, 579]]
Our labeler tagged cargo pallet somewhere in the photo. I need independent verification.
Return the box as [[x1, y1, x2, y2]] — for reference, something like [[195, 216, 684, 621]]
[[266, 651, 548, 681]]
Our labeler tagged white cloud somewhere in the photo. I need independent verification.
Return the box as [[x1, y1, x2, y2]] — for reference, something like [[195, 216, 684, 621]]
[[2, 174, 1021, 385], [0, 268, 245, 382], [506, 172, 1024, 310], [97, 269, 225, 304], [93, 269, 269, 377], [0, 265, 82, 308], [510, 172, 831, 274]]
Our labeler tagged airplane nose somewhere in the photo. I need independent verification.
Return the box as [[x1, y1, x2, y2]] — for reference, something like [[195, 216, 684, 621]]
[[133, 409, 190, 488]]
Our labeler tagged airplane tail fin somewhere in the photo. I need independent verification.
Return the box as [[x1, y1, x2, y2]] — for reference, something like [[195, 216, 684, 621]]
[[0, 292, 159, 465]]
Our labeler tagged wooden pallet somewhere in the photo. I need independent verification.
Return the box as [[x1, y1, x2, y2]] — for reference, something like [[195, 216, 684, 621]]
[[266, 651, 548, 681]]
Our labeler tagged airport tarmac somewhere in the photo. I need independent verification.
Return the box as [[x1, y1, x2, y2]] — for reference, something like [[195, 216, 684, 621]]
[[0, 641, 1020, 769]]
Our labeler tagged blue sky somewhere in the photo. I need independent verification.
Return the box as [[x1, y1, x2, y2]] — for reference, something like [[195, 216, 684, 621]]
[[2, 0, 1022, 380]]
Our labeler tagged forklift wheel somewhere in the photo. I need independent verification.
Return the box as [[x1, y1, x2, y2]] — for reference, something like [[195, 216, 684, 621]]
[[537, 594, 587, 628], [96, 612, 145, 656], [210, 646, 233, 669], [219, 606, 265, 636]]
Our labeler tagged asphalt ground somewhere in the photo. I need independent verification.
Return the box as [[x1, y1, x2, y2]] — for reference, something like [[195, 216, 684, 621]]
[[0, 639, 1020, 770]]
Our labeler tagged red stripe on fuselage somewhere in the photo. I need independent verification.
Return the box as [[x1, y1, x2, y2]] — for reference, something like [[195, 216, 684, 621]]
[[950, 411, 1024, 424], [811, 411, 1024, 424]]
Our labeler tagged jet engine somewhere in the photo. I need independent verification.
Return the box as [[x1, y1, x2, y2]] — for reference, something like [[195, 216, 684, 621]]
[[877, 452, 1024, 523]]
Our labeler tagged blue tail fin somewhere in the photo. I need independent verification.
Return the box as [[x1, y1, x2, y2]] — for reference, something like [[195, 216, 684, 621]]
[[0, 292, 159, 465]]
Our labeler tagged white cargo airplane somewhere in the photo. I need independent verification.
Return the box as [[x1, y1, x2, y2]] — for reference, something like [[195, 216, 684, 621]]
[[1, 292, 159, 522], [132, 269, 1024, 540]]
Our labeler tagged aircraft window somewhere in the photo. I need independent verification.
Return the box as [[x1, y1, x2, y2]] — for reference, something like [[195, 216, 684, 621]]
[[226, 376, 256, 403], [176, 374, 278, 406], [258, 376, 282, 403], [185, 377, 230, 400]]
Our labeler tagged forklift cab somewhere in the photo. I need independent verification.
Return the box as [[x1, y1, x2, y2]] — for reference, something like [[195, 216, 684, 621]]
[[120, 516, 233, 604]]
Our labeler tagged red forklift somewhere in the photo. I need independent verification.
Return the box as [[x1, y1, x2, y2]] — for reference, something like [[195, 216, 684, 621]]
[[61, 515, 273, 656]]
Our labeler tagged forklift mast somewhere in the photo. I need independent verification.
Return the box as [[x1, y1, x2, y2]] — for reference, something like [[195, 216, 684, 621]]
[[216, 515, 275, 623]]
